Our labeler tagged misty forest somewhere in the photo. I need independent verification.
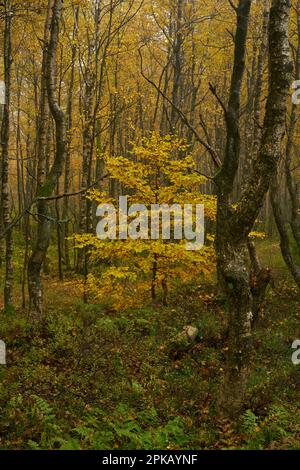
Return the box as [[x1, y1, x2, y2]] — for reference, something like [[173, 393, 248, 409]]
[[0, 0, 300, 450]]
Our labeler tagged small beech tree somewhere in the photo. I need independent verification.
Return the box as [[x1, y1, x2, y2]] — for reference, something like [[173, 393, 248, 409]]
[[75, 133, 216, 311]]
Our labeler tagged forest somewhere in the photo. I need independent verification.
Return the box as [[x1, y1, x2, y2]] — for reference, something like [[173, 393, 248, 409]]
[[0, 0, 300, 453]]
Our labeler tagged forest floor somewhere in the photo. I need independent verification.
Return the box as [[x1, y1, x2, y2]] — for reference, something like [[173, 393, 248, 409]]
[[0, 240, 300, 449]]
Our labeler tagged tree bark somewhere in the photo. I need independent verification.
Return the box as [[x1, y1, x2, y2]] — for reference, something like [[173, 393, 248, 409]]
[[216, 0, 292, 418], [63, 5, 78, 271], [28, 0, 66, 315], [271, 1, 300, 288], [0, 0, 14, 311]]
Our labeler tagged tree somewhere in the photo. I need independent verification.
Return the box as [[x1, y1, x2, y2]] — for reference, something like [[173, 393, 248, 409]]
[[75, 133, 215, 310], [27, 0, 66, 315], [215, 0, 293, 418], [0, 0, 14, 311], [271, 0, 300, 288]]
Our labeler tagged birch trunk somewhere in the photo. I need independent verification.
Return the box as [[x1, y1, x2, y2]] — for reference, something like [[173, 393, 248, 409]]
[[1, 0, 14, 311]]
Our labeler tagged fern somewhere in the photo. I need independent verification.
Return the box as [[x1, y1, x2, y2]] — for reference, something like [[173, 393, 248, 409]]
[[241, 410, 258, 436]]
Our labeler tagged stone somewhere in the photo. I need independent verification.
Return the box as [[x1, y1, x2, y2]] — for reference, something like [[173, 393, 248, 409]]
[[163, 325, 199, 359], [184, 325, 199, 342]]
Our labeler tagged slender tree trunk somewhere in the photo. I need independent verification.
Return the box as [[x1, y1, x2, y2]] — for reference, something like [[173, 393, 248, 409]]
[[252, 0, 270, 160], [1, 0, 14, 311], [15, 72, 25, 230], [76, 49, 95, 273], [170, 0, 184, 132], [63, 6, 78, 271]]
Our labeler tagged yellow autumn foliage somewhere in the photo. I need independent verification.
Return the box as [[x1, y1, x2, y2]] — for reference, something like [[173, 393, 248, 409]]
[[75, 133, 216, 310]]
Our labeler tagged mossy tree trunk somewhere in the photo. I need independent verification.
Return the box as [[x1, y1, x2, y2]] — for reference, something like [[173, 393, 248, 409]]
[[28, 0, 66, 315], [271, 0, 300, 288], [215, 0, 292, 418]]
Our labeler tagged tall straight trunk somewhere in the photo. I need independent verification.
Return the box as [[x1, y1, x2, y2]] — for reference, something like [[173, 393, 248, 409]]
[[0, 0, 14, 311], [76, 52, 95, 273], [252, 0, 270, 159], [63, 6, 78, 271], [36, 0, 53, 192], [215, 0, 292, 418], [170, 0, 184, 132], [15, 72, 25, 229], [27, 0, 66, 315], [55, 181, 63, 281]]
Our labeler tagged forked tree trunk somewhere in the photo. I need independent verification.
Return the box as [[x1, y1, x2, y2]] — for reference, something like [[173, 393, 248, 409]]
[[28, 0, 66, 315], [215, 0, 292, 418]]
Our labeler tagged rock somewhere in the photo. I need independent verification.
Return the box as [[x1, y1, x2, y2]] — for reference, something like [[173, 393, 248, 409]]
[[184, 326, 199, 342], [163, 325, 199, 359]]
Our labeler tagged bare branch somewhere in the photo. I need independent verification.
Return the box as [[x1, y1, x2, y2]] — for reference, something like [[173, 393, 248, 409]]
[[138, 47, 221, 168]]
